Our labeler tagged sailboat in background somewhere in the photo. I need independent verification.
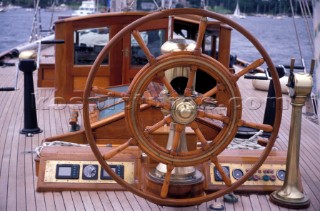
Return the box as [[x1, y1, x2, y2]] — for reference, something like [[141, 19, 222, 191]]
[[233, 0, 245, 19], [0, 2, 6, 12]]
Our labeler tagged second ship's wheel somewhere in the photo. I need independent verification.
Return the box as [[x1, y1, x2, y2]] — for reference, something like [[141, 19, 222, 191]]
[[83, 8, 282, 206]]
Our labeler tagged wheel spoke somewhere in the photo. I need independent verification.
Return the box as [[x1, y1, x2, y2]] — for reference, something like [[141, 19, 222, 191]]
[[190, 122, 209, 150], [141, 97, 171, 110], [170, 124, 185, 154], [92, 86, 128, 98], [88, 95, 110, 103], [198, 110, 230, 124], [194, 17, 207, 55], [160, 164, 174, 198], [234, 58, 264, 80], [238, 120, 273, 132], [184, 65, 197, 96], [132, 30, 156, 64], [103, 138, 135, 160], [156, 71, 179, 97], [144, 115, 173, 134], [195, 86, 218, 105], [211, 156, 232, 186]]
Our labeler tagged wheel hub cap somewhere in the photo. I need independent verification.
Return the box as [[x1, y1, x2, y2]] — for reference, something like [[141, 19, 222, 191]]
[[171, 98, 197, 124]]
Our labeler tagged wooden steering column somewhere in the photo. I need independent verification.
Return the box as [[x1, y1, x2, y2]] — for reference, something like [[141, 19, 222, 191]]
[[83, 8, 283, 206]]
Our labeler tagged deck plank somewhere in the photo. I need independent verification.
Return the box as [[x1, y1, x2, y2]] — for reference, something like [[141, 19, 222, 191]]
[[6, 89, 23, 211], [0, 60, 320, 211], [70, 192, 86, 211], [137, 195, 161, 211], [97, 191, 115, 210], [0, 69, 19, 211], [257, 195, 272, 211], [17, 133, 28, 211], [61, 192, 76, 211], [44, 192, 57, 211], [107, 191, 124, 211], [115, 191, 134, 211], [53, 192, 67, 211], [240, 195, 253, 211], [89, 191, 106, 211], [124, 191, 144, 211], [80, 191, 95, 210]]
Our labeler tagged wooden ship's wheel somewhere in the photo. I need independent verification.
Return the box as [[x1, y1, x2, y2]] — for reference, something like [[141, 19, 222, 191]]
[[83, 8, 282, 206]]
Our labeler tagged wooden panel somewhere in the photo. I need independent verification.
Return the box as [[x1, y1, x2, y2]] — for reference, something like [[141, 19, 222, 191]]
[[73, 76, 109, 91], [218, 24, 232, 69], [38, 63, 55, 87], [36, 146, 141, 192], [150, 126, 197, 150], [109, 24, 124, 86], [122, 18, 169, 84]]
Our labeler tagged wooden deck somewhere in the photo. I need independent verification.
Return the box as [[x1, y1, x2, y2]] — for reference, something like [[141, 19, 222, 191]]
[[0, 57, 319, 211]]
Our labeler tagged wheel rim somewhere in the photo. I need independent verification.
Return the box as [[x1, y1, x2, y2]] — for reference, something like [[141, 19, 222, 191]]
[[83, 8, 283, 206], [125, 52, 241, 166]]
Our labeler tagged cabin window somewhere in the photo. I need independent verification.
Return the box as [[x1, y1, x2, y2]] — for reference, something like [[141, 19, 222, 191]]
[[203, 34, 214, 57], [74, 27, 109, 65], [131, 29, 166, 66], [173, 29, 188, 39]]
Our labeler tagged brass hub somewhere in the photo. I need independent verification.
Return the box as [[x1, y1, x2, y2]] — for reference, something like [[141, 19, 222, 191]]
[[171, 98, 197, 124]]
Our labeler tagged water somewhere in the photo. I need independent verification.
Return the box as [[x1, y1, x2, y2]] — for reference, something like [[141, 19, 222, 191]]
[[0, 8, 313, 69], [0, 8, 73, 53], [230, 16, 314, 70]]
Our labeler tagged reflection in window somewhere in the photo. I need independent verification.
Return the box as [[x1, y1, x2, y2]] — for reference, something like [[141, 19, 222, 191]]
[[131, 29, 166, 65], [74, 27, 109, 65]]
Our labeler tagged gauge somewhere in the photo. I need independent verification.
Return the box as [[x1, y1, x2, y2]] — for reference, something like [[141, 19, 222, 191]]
[[82, 164, 98, 180], [232, 169, 244, 180], [276, 170, 286, 181], [214, 166, 230, 182], [100, 165, 124, 180], [55, 164, 80, 179]]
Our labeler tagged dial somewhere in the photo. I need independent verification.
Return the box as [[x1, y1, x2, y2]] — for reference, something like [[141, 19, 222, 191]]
[[213, 166, 230, 182], [276, 170, 286, 181], [232, 169, 244, 180], [82, 164, 98, 180]]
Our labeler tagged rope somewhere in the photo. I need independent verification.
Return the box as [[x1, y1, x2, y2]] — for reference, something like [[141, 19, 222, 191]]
[[29, 0, 41, 42], [289, 0, 304, 64], [34, 141, 88, 156], [299, 0, 314, 56], [49, 1, 55, 31], [227, 130, 276, 150]]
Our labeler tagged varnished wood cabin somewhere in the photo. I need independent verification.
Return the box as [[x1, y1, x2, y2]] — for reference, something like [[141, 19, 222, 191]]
[[38, 12, 234, 104]]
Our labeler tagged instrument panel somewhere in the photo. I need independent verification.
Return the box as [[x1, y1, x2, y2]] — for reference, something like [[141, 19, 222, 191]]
[[205, 149, 289, 193], [44, 160, 132, 184], [36, 145, 289, 193], [36, 146, 140, 191], [210, 163, 286, 186]]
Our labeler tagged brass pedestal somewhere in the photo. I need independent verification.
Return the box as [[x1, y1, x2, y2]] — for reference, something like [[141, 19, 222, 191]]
[[270, 189, 310, 209], [270, 70, 312, 209], [269, 99, 310, 208], [146, 122, 204, 199]]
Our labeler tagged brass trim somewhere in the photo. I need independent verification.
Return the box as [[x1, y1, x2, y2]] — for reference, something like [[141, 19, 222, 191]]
[[44, 160, 135, 184], [210, 163, 285, 186]]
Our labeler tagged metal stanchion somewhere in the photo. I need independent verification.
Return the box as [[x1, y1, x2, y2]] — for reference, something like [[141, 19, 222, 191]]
[[19, 56, 42, 136], [270, 59, 314, 209]]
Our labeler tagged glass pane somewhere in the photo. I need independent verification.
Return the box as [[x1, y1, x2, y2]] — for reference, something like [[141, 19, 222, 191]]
[[131, 29, 166, 66], [74, 27, 109, 65], [204, 34, 213, 56]]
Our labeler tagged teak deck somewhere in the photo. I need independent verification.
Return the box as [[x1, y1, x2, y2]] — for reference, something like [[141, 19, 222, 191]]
[[0, 57, 319, 210]]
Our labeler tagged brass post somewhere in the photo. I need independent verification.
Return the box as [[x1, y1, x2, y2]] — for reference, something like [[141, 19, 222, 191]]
[[270, 70, 313, 209]]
